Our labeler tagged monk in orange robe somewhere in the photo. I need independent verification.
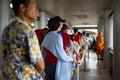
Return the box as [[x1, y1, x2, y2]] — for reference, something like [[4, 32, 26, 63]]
[[96, 32, 104, 60]]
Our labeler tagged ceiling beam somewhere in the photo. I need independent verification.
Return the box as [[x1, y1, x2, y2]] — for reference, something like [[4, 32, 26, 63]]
[[74, 27, 98, 29]]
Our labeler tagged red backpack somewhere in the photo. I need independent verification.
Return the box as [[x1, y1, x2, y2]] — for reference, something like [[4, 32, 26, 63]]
[[35, 28, 48, 45]]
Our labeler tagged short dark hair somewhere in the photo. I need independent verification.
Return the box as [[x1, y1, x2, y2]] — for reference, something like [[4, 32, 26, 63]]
[[82, 31, 86, 36], [48, 16, 65, 31], [73, 27, 78, 33], [11, 0, 30, 15], [61, 24, 68, 32]]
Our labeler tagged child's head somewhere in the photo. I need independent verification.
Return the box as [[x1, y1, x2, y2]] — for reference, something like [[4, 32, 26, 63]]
[[61, 24, 69, 33]]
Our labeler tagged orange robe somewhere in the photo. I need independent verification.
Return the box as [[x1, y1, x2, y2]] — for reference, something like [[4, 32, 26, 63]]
[[96, 35, 104, 55]]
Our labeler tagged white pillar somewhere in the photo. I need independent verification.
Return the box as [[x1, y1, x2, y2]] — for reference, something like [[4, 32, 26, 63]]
[[39, 12, 47, 29], [98, 19, 104, 33], [104, 10, 113, 70], [97, 23, 101, 33], [114, 0, 120, 79], [109, 19, 113, 47], [0, 0, 10, 79], [0, 0, 10, 38], [101, 19, 104, 33]]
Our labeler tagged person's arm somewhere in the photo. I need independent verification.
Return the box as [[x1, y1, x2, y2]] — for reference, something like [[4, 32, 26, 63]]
[[41, 33, 74, 62], [54, 35, 74, 62], [27, 29, 45, 73], [41, 47, 45, 56], [34, 60, 44, 73]]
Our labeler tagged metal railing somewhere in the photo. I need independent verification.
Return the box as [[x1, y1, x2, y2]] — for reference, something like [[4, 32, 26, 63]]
[[108, 48, 113, 78], [72, 46, 90, 80]]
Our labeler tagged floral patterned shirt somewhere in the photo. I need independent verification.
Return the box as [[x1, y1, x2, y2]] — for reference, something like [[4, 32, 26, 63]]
[[0, 17, 43, 80]]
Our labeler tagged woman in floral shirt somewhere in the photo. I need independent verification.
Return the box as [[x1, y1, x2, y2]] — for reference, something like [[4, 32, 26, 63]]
[[0, 0, 44, 80]]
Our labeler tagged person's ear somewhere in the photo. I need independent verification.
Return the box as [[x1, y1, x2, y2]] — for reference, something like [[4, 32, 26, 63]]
[[19, 3, 26, 13]]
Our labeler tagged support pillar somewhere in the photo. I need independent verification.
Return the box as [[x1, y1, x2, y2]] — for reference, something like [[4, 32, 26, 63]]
[[0, 0, 10, 79], [0, 0, 10, 38], [39, 12, 47, 29], [113, 0, 120, 79], [104, 10, 113, 70]]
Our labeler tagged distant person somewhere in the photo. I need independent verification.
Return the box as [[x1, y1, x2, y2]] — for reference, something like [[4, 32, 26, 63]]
[[73, 27, 81, 45], [0, 0, 44, 80], [82, 31, 90, 50], [96, 32, 104, 60], [91, 37, 96, 52]]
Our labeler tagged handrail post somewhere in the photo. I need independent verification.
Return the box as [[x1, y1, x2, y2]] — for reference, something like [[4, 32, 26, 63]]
[[87, 48, 89, 58], [76, 64, 79, 80], [83, 47, 90, 72], [84, 50, 87, 71]]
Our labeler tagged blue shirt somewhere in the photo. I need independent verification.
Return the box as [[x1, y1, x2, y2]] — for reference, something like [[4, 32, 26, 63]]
[[41, 31, 73, 80]]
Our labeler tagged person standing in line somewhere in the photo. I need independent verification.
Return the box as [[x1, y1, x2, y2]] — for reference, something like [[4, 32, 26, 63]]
[[0, 0, 44, 80], [72, 28, 82, 62], [41, 16, 78, 80], [96, 32, 104, 60], [61, 24, 74, 79], [61, 24, 71, 54], [73, 28, 81, 45]]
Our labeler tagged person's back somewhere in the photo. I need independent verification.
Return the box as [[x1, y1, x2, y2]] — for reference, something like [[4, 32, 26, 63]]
[[1, 19, 43, 80], [61, 24, 71, 52], [73, 28, 81, 45], [35, 28, 48, 45], [96, 33, 104, 51], [0, 0, 44, 80], [96, 32, 104, 60]]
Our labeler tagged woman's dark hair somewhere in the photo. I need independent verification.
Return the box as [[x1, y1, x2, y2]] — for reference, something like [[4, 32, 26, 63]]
[[73, 27, 78, 33], [11, 0, 30, 15], [82, 31, 86, 36], [61, 24, 68, 32], [47, 18, 60, 31], [47, 16, 65, 31]]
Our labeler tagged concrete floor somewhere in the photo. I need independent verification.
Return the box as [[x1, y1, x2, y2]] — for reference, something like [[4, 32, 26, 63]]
[[79, 50, 112, 80]]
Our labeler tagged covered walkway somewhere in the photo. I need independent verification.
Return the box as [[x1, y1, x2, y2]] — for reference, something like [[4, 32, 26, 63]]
[[1, 0, 120, 80]]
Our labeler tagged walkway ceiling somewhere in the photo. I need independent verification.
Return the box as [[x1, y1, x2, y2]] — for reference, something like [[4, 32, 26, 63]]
[[36, 0, 113, 27]]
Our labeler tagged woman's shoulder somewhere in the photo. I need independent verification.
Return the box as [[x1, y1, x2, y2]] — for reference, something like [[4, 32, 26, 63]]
[[48, 32, 61, 38]]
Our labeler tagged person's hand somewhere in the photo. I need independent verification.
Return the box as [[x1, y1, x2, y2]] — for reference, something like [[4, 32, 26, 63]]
[[73, 50, 78, 54], [66, 47, 71, 51], [74, 60, 81, 64], [67, 53, 72, 57]]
